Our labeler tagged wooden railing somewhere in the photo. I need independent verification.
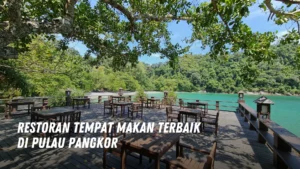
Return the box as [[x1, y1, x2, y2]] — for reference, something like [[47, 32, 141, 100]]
[[169, 98, 238, 112], [238, 101, 300, 169]]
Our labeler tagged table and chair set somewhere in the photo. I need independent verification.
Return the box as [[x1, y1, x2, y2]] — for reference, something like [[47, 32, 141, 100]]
[[103, 95, 144, 119], [101, 98, 218, 169], [166, 100, 220, 135], [102, 121, 217, 169], [30, 107, 81, 136], [4, 96, 218, 169], [4, 97, 48, 118]]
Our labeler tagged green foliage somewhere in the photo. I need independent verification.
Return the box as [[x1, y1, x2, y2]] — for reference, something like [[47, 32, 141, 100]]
[[0, 60, 29, 96], [2, 0, 300, 72], [2, 88, 22, 99], [134, 88, 147, 102], [166, 91, 177, 105], [2, 36, 300, 103]]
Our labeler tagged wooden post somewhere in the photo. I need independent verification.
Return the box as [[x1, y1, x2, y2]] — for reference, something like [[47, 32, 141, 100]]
[[274, 133, 291, 152], [65, 89, 72, 106], [244, 110, 248, 122], [249, 123, 255, 130], [216, 101, 219, 111]]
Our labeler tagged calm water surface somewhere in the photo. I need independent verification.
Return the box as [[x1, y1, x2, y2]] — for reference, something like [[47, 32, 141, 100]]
[[146, 92, 300, 137]]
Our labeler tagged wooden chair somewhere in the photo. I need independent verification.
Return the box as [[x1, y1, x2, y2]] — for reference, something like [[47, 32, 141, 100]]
[[104, 100, 114, 115], [31, 105, 51, 112], [51, 111, 80, 136], [163, 141, 217, 169], [70, 110, 81, 133], [126, 96, 132, 102], [166, 107, 179, 122], [201, 111, 219, 135], [30, 106, 51, 122], [103, 123, 142, 168], [120, 97, 126, 102], [128, 103, 143, 119]]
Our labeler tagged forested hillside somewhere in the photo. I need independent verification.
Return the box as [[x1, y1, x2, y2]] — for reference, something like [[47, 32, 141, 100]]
[[1, 37, 300, 98], [147, 43, 300, 95]]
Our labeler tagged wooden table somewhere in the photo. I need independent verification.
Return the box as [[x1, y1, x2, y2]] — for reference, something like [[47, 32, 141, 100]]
[[121, 133, 181, 169], [72, 98, 90, 109], [179, 108, 202, 122], [31, 107, 74, 121], [112, 102, 133, 117], [5, 101, 35, 118], [187, 101, 208, 110], [146, 98, 160, 108]]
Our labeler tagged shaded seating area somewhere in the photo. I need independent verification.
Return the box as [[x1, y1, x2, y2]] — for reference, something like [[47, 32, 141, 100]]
[[2, 92, 295, 169], [0, 102, 279, 169]]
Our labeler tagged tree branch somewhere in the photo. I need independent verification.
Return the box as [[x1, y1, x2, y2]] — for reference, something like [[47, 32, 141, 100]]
[[275, 0, 300, 4], [102, 0, 136, 33], [211, 0, 238, 43], [265, 0, 299, 20], [134, 14, 191, 21], [0, 0, 78, 59]]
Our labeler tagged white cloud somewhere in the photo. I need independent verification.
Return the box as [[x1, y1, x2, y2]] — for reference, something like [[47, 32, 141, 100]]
[[277, 30, 289, 38], [150, 53, 161, 58]]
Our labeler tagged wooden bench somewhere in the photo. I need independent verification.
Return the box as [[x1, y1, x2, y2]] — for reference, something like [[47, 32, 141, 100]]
[[238, 102, 300, 169]]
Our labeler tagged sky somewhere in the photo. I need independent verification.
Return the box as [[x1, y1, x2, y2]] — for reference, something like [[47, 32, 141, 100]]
[[68, 1, 296, 65]]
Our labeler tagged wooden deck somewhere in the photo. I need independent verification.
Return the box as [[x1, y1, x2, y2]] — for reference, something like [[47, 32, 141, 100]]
[[0, 104, 275, 169]]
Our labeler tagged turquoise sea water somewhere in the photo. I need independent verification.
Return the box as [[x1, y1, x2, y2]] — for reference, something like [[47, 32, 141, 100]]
[[146, 92, 300, 137]]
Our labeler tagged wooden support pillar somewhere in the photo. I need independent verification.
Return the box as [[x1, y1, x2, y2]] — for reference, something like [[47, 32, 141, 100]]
[[273, 152, 288, 169], [244, 110, 248, 122], [250, 114, 257, 121], [249, 123, 255, 130], [258, 121, 268, 143], [274, 133, 291, 152]]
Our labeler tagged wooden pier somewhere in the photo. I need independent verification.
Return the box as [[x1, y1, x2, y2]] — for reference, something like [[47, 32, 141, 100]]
[[0, 104, 280, 169]]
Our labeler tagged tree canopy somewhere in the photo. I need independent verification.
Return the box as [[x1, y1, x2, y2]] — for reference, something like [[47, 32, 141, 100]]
[[1, 0, 300, 68]]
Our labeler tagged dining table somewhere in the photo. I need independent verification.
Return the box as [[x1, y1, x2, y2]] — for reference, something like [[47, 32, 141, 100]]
[[120, 133, 181, 169], [187, 101, 208, 111], [146, 98, 160, 108], [31, 107, 74, 122], [112, 102, 133, 117], [178, 108, 203, 123], [5, 101, 35, 118], [72, 97, 90, 109]]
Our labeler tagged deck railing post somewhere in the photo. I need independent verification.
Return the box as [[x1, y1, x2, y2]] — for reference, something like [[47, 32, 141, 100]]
[[216, 101, 219, 111], [65, 89, 71, 106]]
